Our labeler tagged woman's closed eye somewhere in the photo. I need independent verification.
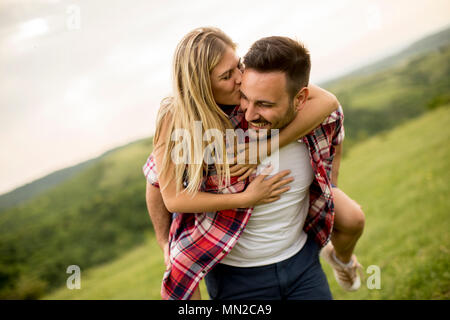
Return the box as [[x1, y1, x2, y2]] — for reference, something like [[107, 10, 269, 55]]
[[220, 60, 242, 81], [221, 72, 232, 80]]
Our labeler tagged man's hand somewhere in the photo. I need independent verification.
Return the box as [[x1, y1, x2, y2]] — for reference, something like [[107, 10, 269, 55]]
[[145, 181, 172, 262], [229, 140, 269, 181]]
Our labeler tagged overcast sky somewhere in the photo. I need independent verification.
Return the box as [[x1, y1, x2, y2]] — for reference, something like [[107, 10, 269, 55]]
[[0, 0, 449, 195]]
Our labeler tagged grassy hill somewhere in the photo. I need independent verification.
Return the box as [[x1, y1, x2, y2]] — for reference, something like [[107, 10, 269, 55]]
[[322, 26, 450, 84], [323, 105, 450, 300], [0, 138, 154, 299], [0, 158, 97, 211], [321, 42, 450, 149], [0, 140, 147, 211], [44, 106, 450, 300], [43, 233, 165, 300]]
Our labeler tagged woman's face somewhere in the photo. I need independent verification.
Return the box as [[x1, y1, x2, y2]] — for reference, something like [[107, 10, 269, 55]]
[[210, 46, 243, 105]]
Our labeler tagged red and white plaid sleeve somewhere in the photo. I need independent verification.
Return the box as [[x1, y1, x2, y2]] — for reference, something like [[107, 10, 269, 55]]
[[142, 153, 160, 188], [332, 105, 345, 146]]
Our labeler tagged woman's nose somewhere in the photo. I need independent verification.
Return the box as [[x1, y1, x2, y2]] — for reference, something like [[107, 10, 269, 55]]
[[235, 67, 242, 85]]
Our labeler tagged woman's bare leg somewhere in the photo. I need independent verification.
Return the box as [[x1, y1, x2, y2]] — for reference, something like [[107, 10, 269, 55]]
[[331, 188, 365, 264]]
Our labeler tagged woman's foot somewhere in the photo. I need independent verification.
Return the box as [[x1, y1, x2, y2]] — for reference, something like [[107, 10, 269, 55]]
[[320, 242, 363, 291]]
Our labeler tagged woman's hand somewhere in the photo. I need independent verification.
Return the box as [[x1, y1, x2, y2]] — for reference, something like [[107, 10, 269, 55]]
[[230, 140, 270, 181], [243, 166, 294, 206], [230, 163, 258, 181]]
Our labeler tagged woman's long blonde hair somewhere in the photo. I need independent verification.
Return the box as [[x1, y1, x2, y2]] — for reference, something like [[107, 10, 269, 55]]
[[154, 27, 236, 195]]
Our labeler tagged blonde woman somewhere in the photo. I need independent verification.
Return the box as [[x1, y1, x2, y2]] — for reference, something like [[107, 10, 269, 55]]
[[144, 27, 339, 299]]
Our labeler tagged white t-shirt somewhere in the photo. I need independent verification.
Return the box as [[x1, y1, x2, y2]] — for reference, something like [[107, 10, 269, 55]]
[[221, 141, 314, 267]]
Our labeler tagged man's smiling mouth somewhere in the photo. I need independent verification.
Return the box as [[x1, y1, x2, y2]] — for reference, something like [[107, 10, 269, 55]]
[[250, 121, 269, 128]]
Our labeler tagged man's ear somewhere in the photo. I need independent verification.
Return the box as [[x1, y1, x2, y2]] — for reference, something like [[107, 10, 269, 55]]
[[293, 87, 309, 111]]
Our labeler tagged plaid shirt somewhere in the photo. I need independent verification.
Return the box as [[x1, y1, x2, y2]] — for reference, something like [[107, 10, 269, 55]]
[[143, 105, 344, 300]]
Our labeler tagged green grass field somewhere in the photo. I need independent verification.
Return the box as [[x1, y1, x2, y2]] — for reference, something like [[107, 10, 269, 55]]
[[324, 105, 450, 299], [44, 106, 450, 300], [43, 233, 165, 300]]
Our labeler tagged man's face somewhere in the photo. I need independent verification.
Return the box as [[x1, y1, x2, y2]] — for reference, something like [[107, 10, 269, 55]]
[[240, 69, 297, 132]]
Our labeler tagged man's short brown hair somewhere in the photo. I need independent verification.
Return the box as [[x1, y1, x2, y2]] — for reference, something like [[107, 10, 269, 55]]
[[243, 36, 311, 99]]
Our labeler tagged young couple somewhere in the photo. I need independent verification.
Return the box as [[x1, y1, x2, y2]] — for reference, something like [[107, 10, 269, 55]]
[[143, 27, 365, 300]]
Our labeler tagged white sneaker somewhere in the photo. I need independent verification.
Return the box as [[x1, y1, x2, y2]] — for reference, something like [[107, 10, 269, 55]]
[[320, 242, 363, 291]]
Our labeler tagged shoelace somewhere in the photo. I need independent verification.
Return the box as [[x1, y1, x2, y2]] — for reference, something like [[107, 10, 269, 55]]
[[335, 257, 364, 284]]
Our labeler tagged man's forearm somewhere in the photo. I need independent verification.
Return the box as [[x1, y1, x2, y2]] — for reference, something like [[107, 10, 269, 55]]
[[146, 182, 171, 250], [277, 84, 339, 149]]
